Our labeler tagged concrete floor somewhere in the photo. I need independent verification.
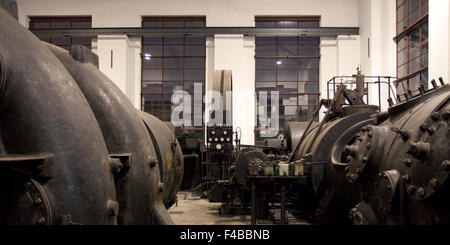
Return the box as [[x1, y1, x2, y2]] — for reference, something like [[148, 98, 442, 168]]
[[168, 192, 251, 225], [168, 192, 309, 225]]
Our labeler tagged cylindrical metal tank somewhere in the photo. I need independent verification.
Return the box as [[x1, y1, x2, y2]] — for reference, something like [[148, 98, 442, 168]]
[[0, 8, 117, 224], [46, 43, 174, 224], [140, 112, 184, 208]]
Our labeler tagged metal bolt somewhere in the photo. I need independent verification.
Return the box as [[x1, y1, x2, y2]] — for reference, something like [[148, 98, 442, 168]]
[[403, 158, 412, 167], [148, 156, 158, 168], [366, 143, 372, 149], [344, 166, 350, 173], [107, 200, 120, 217], [429, 178, 439, 189], [346, 156, 353, 162], [362, 156, 368, 163], [415, 187, 426, 198], [431, 112, 440, 121], [441, 109, 450, 120], [427, 126, 436, 135], [402, 175, 410, 183], [356, 168, 361, 174], [36, 217, 46, 225], [368, 131, 373, 137], [158, 182, 165, 193], [419, 125, 427, 132], [33, 197, 42, 206], [407, 186, 417, 195], [441, 160, 450, 171], [408, 141, 430, 159]]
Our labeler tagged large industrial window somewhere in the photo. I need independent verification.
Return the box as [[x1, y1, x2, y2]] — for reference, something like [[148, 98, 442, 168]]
[[141, 17, 206, 134], [255, 17, 320, 145], [29, 16, 92, 50], [395, 0, 428, 95]]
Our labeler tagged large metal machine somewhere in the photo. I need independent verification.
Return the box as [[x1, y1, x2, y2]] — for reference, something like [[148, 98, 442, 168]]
[[0, 5, 183, 225]]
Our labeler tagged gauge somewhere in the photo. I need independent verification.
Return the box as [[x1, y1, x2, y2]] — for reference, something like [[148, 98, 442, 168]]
[[223, 131, 227, 135], [226, 138, 230, 142], [216, 144, 222, 150], [220, 137, 224, 142], [211, 131, 215, 135], [208, 138, 212, 142], [215, 138, 218, 141]]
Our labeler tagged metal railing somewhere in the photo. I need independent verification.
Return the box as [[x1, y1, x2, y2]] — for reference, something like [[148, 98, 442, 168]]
[[327, 75, 398, 109]]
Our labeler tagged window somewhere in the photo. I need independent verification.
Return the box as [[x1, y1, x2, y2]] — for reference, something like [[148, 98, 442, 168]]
[[255, 17, 320, 145], [141, 17, 206, 135], [29, 16, 92, 50], [395, 0, 428, 96]]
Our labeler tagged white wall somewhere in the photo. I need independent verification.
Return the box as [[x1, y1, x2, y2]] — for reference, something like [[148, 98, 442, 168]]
[[17, 0, 365, 145], [429, 0, 450, 86]]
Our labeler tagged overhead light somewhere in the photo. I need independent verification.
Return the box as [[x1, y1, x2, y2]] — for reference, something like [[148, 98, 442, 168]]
[[277, 60, 282, 65]]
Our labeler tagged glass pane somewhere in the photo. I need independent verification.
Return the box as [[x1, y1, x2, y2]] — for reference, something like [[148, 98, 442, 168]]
[[142, 81, 162, 93], [398, 63, 407, 78], [164, 45, 184, 56], [298, 94, 319, 105], [51, 22, 70, 29], [71, 21, 91, 28], [298, 58, 319, 69], [277, 59, 297, 69], [278, 36, 297, 44], [256, 70, 276, 81], [299, 37, 319, 45], [398, 36, 407, 51], [298, 70, 319, 81], [298, 105, 318, 121], [185, 46, 205, 56], [163, 70, 182, 81], [421, 0, 429, 16], [278, 44, 298, 56], [143, 37, 163, 44], [185, 69, 204, 80], [408, 0, 420, 25], [72, 37, 91, 45], [142, 58, 162, 69], [279, 94, 297, 106], [31, 22, 49, 29], [256, 45, 276, 56], [164, 58, 183, 69], [185, 21, 205, 27], [300, 45, 319, 56], [255, 36, 276, 44], [184, 82, 204, 93], [143, 21, 163, 28], [298, 82, 319, 93], [51, 37, 71, 45], [299, 21, 319, 28], [163, 81, 183, 93], [185, 58, 205, 68], [185, 37, 205, 44], [409, 56, 420, 72], [165, 21, 184, 28], [278, 70, 297, 81], [165, 37, 184, 44], [143, 69, 162, 81], [421, 43, 428, 67], [278, 21, 297, 27], [256, 82, 276, 92], [421, 21, 428, 42], [408, 29, 420, 61], [143, 45, 163, 56], [256, 59, 276, 69], [255, 22, 276, 27], [397, 48, 408, 66], [277, 82, 297, 92]]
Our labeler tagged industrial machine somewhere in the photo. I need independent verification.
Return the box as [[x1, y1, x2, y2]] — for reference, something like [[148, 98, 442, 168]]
[[0, 5, 183, 225]]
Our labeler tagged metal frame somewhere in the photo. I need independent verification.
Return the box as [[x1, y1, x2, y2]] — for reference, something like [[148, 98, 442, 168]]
[[30, 26, 359, 38]]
